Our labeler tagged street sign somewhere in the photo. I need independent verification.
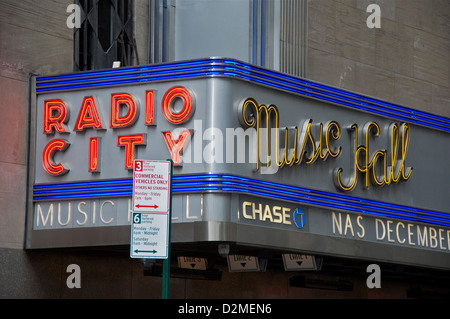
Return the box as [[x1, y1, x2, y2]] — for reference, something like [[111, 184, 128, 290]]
[[130, 212, 169, 259], [177, 257, 208, 270], [131, 160, 172, 259], [227, 255, 260, 272], [133, 160, 171, 213], [282, 254, 318, 271]]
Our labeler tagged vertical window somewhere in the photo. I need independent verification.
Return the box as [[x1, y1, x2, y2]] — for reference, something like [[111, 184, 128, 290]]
[[140, 0, 308, 77], [251, 0, 266, 67], [74, 0, 138, 71], [252, 0, 308, 77], [148, 0, 175, 64], [279, 0, 308, 77]]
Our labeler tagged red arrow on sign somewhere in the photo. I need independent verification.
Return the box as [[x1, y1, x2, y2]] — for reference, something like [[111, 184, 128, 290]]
[[136, 204, 159, 209]]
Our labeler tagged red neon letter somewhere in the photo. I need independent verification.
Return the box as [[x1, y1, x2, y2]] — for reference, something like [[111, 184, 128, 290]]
[[74, 96, 104, 131], [162, 130, 192, 165], [111, 93, 139, 128], [42, 139, 70, 176], [145, 90, 155, 125], [44, 99, 69, 134], [117, 134, 146, 170], [89, 137, 101, 172], [162, 87, 195, 124]]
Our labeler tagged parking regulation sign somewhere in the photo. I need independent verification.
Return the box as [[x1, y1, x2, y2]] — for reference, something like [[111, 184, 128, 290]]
[[133, 160, 171, 213], [130, 212, 169, 259], [131, 160, 172, 259]]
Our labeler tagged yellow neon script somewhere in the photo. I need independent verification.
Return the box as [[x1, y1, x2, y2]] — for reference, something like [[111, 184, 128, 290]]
[[239, 97, 341, 170], [239, 98, 413, 192], [335, 122, 412, 191]]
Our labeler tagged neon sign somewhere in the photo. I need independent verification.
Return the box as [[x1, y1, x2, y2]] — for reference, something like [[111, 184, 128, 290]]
[[42, 139, 70, 176], [239, 97, 413, 191], [43, 99, 70, 133], [41, 86, 195, 175], [110, 93, 139, 128], [239, 98, 342, 171], [162, 86, 195, 124], [335, 122, 412, 191], [30, 58, 449, 270], [74, 96, 104, 131]]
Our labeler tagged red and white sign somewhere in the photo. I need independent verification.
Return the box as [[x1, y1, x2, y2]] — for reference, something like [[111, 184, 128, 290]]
[[133, 160, 171, 213]]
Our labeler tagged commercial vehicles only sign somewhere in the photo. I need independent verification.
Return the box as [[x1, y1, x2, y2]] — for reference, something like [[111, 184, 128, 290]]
[[131, 160, 171, 259], [132, 160, 171, 213]]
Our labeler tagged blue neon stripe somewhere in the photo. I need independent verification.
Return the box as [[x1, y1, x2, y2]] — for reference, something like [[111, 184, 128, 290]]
[[220, 175, 450, 219], [33, 185, 132, 194], [36, 65, 222, 87], [37, 68, 143, 81], [173, 181, 219, 187], [34, 190, 133, 200], [173, 186, 219, 192], [32, 175, 221, 199], [36, 72, 143, 86], [173, 174, 219, 180], [36, 79, 138, 92], [36, 59, 222, 81], [33, 173, 450, 228], [36, 71, 222, 92], [33, 179, 133, 189]]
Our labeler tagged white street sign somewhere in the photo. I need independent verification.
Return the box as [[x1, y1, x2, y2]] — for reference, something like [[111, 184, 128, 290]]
[[282, 254, 318, 271], [227, 255, 260, 272], [130, 212, 169, 259], [177, 257, 208, 270], [133, 160, 171, 213]]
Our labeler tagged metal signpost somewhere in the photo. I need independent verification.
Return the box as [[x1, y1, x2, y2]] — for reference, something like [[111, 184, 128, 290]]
[[130, 159, 173, 299]]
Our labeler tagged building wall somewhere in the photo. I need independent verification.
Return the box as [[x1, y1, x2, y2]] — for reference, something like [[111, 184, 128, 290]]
[[0, 249, 421, 298], [0, 0, 73, 250], [0, 0, 448, 298], [0, 0, 72, 298], [308, 0, 449, 117]]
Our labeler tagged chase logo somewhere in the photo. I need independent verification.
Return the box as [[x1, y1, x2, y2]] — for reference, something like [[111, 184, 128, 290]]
[[240, 197, 306, 230], [293, 208, 305, 228]]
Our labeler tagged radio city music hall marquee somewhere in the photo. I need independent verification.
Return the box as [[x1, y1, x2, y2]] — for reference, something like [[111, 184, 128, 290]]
[[26, 58, 450, 270]]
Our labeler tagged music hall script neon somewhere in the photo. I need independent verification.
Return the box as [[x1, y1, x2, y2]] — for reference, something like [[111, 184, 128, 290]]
[[239, 97, 412, 192]]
